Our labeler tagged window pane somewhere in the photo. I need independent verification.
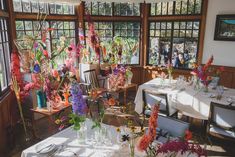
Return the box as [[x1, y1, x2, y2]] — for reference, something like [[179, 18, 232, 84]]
[[13, 0, 75, 15], [151, 0, 202, 16], [13, 0, 22, 12], [85, 2, 140, 16], [0, 18, 10, 91]]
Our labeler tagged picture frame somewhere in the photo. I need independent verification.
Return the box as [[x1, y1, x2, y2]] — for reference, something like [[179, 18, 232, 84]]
[[214, 14, 235, 41]]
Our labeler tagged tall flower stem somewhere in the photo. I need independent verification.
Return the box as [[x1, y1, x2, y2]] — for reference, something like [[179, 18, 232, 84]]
[[12, 77, 28, 140]]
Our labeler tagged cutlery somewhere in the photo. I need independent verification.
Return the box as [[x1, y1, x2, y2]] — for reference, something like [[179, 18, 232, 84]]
[[36, 144, 54, 154]]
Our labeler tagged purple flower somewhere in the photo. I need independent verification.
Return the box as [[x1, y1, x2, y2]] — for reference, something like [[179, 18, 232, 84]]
[[70, 82, 87, 115]]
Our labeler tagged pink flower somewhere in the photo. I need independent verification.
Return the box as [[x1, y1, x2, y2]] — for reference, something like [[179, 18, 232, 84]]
[[51, 69, 59, 78], [43, 50, 49, 58]]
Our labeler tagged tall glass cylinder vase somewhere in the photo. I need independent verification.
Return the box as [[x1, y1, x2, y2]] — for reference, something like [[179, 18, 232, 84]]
[[193, 76, 200, 91], [168, 73, 172, 84], [129, 137, 135, 157], [77, 122, 87, 144]]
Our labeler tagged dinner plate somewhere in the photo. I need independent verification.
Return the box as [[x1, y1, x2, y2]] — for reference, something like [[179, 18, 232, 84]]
[[35, 143, 56, 154]]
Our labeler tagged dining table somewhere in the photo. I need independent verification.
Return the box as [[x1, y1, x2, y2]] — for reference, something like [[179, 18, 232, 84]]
[[134, 78, 235, 120], [21, 118, 202, 157], [21, 119, 144, 157]]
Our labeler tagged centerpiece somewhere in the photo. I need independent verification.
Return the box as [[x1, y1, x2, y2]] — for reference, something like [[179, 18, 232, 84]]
[[69, 81, 88, 143], [191, 55, 224, 92]]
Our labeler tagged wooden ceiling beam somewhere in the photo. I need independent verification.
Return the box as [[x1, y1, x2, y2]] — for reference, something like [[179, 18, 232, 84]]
[[15, 13, 77, 21], [85, 16, 141, 22], [148, 15, 202, 21]]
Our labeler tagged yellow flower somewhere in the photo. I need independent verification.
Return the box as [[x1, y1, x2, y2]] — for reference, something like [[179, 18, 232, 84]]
[[55, 119, 61, 125], [131, 126, 136, 133], [116, 127, 120, 132]]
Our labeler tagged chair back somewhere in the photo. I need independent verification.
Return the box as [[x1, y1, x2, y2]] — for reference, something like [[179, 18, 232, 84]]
[[83, 69, 99, 89], [143, 90, 170, 116], [158, 115, 189, 138], [209, 102, 235, 130]]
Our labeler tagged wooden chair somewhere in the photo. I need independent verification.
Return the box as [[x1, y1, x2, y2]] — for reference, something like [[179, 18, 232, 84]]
[[142, 89, 178, 117], [83, 69, 105, 90], [207, 102, 235, 142], [158, 115, 190, 138]]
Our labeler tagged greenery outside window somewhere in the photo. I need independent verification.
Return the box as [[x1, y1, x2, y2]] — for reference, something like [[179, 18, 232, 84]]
[[150, 0, 202, 16], [15, 20, 76, 65], [13, 0, 75, 15], [85, 22, 140, 65], [85, 2, 140, 16]]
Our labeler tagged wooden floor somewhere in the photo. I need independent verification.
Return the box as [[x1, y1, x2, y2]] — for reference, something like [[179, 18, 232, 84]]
[[7, 92, 235, 157]]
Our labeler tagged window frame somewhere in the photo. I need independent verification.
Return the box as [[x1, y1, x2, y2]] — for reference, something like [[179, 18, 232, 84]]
[[84, 20, 142, 65], [83, 1, 142, 65], [0, 0, 11, 99], [146, 0, 205, 70]]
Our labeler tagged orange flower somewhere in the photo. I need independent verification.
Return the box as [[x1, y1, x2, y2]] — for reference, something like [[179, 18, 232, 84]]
[[90, 90, 98, 99], [108, 98, 116, 106], [137, 135, 151, 152], [184, 130, 192, 141]]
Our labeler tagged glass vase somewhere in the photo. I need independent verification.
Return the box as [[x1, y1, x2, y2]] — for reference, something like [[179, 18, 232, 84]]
[[129, 138, 135, 157], [77, 122, 87, 144], [94, 127, 108, 145], [168, 73, 172, 84], [193, 77, 201, 91]]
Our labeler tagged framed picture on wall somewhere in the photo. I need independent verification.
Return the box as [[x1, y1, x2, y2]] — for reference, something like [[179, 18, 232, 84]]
[[214, 14, 235, 41]]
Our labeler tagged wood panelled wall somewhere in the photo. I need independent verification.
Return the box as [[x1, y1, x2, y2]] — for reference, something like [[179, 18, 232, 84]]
[[0, 91, 18, 156], [131, 66, 235, 89]]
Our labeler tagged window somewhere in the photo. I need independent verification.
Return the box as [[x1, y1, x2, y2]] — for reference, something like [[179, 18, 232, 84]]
[[0, 0, 11, 95], [13, 0, 75, 15], [85, 2, 140, 16], [85, 2, 112, 16], [0, 0, 6, 10], [149, 21, 200, 69], [15, 20, 50, 47], [148, 0, 203, 69], [150, 0, 202, 16], [15, 20, 76, 49], [84, 2, 141, 64], [85, 22, 140, 64]]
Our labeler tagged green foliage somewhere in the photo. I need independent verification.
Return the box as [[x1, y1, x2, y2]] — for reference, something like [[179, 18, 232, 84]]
[[91, 108, 105, 129], [69, 113, 86, 131]]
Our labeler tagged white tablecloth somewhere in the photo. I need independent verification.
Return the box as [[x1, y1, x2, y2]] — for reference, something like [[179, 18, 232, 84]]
[[21, 119, 202, 157], [21, 119, 144, 157], [134, 78, 235, 120]]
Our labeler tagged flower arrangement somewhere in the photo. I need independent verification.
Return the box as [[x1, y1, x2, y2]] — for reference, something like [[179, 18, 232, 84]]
[[11, 76, 28, 140], [156, 130, 206, 156], [136, 103, 206, 157], [191, 56, 214, 88], [116, 120, 139, 157], [70, 82, 87, 116], [137, 104, 160, 156], [68, 82, 87, 131], [13, 14, 80, 110]]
